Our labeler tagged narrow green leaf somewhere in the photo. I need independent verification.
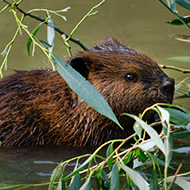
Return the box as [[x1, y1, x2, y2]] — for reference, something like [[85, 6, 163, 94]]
[[39, 40, 52, 48], [166, 18, 184, 25], [168, 56, 190, 62], [171, 130, 190, 138], [175, 92, 190, 99], [120, 164, 149, 190], [175, 77, 189, 94], [136, 140, 156, 152], [1, 48, 7, 58], [147, 152, 175, 170], [167, 177, 190, 189], [89, 11, 99, 16], [56, 7, 71, 13], [124, 113, 166, 155], [124, 152, 134, 167], [63, 152, 96, 181], [49, 164, 65, 190], [60, 15, 67, 21], [166, 104, 190, 115], [69, 173, 81, 190], [150, 164, 159, 190], [110, 162, 119, 190], [157, 106, 173, 165], [157, 106, 170, 127], [175, 0, 190, 10], [86, 160, 92, 181], [125, 177, 133, 190], [53, 55, 122, 129], [174, 147, 190, 153], [102, 169, 110, 189], [95, 169, 103, 189], [133, 121, 142, 139], [165, 108, 190, 125], [106, 143, 114, 169], [166, 16, 190, 25], [135, 148, 148, 162], [167, 0, 176, 11], [50, 164, 64, 181], [154, 106, 173, 166], [47, 15, 55, 55], [79, 177, 92, 190], [57, 174, 66, 190], [167, 133, 174, 166], [26, 23, 42, 56]]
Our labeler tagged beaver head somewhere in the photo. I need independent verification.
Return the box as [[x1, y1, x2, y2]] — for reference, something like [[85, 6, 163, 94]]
[[0, 37, 174, 147], [70, 37, 174, 118], [60, 37, 175, 146]]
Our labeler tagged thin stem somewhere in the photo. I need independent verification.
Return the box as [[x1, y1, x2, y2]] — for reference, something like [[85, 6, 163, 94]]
[[2, 0, 89, 51], [0, 4, 10, 14], [11, 9, 56, 70], [66, 0, 106, 42], [80, 133, 137, 175], [16, 0, 24, 5], [159, 64, 190, 73], [0, 14, 25, 77], [163, 122, 171, 190], [168, 151, 190, 190], [55, 33, 72, 57]]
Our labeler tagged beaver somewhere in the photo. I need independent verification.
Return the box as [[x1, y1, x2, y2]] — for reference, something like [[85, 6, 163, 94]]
[[0, 37, 174, 147]]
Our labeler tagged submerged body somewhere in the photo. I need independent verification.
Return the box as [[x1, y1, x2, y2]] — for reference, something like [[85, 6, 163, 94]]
[[0, 37, 174, 146]]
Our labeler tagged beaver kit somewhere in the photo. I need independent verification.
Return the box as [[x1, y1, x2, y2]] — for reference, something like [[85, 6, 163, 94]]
[[0, 37, 175, 147]]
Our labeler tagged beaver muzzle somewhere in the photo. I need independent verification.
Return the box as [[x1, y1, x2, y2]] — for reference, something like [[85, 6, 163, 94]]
[[160, 77, 175, 104]]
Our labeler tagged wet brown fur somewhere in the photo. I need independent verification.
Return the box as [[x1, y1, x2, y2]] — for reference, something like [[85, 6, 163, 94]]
[[0, 37, 174, 147]]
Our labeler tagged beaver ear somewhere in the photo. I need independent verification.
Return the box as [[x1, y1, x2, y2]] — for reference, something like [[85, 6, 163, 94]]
[[69, 57, 89, 79], [103, 36, 119, 44]]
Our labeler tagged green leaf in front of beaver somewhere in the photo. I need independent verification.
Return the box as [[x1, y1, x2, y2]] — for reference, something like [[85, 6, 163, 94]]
[[123, 113, 166, 155], [106, 143, 114, 169], [79, 177, 92, 190], [27, 23, 42, 57], [120, 163, 149, 190], [69, 173, 81, 190], [172, 130, 190, 138], [164, 106, 190, 125], [110, 162, 119, 190], [53, 55, 122, 129]]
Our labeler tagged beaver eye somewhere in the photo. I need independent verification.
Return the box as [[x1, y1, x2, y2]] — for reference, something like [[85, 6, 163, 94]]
[[124, 73, 137, 82]]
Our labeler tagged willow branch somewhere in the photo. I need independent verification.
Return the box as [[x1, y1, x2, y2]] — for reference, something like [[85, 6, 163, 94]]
[[159, 65, 190, 73], [2, 0, 89, 51], [159, 0, 190, 30], [168, 152, 190, 190]]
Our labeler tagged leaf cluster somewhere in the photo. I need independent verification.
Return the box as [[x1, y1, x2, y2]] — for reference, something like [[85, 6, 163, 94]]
[[47, 104, 190, 190]]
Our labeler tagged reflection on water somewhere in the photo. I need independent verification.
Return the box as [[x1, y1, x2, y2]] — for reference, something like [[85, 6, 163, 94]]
[[0, 0, 190, 188], [0, 146, 95, 188]]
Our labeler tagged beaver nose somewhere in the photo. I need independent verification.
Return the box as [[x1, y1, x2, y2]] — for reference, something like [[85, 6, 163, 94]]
[[160, 77, 175, 97]]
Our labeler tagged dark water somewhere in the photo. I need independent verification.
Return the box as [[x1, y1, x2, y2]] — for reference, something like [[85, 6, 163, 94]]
[[0, 146, 96, 189], [0, 0, 190, 189]]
